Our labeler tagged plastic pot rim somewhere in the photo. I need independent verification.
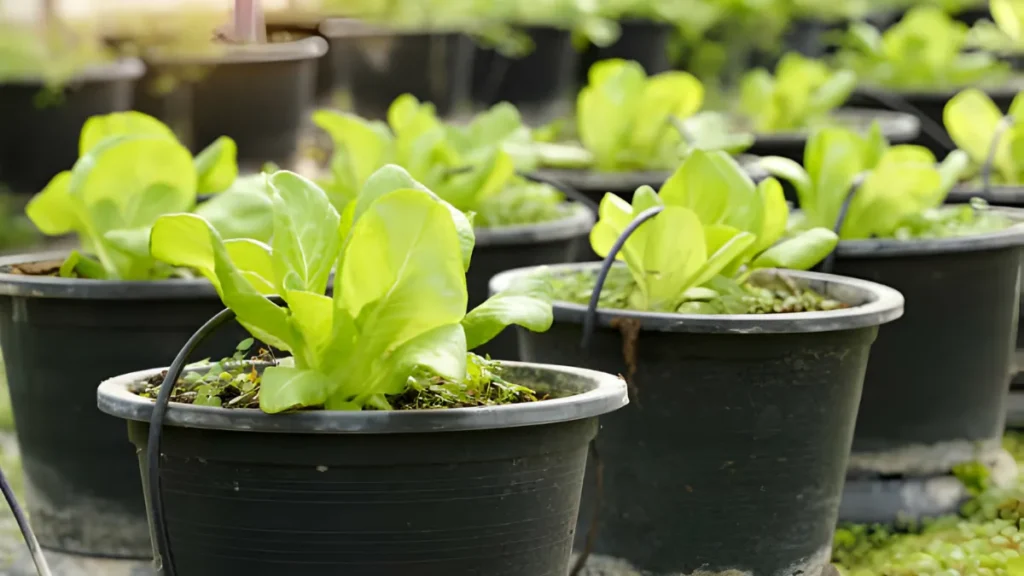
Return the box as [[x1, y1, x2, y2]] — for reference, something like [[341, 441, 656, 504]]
[[0, 252, 216, 300], [751, 108, 920, 146], [0, 57, 145, 86], [96, 361, 629, 434], [853, 79, 1024, 103], [144, 36, 327, 66], [474, 202, 594, 246], [318, 19, 468, 38], [836, 206, 1024, 258], [947, 182, 1024, 205], [532, 154, 765, 195], [490, 263, 905, 334]]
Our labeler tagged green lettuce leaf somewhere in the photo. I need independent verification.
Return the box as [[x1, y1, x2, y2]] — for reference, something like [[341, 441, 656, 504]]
[[150, 165, 554, 413]]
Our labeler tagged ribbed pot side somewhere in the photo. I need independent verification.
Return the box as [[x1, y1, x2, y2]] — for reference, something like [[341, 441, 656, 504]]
[[0, 254, 249, 558], [494, 264, 904, 576]]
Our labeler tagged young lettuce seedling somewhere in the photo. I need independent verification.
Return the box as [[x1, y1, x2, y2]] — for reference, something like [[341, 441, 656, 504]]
[[944, 88, 1024, 184], [150, 165, 555, 413], [542, 58, 752, 172], [25, 111, 272, 280], [968, 0, 1024, 53], [590, 150, 839, 312], [759, 123, 981, 239], [314, 95, 565, 226], [833, 6, 1009, 90], [739, 52, 857, 132]]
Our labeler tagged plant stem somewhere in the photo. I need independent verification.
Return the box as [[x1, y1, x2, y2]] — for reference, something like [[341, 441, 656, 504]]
[[233, 0, 266, 44]]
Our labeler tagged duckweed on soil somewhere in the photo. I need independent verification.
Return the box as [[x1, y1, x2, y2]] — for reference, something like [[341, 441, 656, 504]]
[[551, 267, 847, 315], [885, 202, 1015, 241]]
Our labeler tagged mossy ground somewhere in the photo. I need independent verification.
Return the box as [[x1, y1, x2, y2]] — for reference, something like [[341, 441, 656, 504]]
[[833, 433, 1024, 576]]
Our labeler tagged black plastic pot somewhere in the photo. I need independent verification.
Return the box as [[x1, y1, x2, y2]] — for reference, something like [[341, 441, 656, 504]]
[[950, 5, 992, 26], [945, 187, 1024, 429], [831, 213, 1024, 522], [471, 26, 578, 123], [0, 59, 144, 195], [578, 20, 673, 83], [469, 204, 594, 361], [747, 108, 921, 163], [0, 253, 249, 559], [847, 83, 1021, 157], [96, 360, 628, 576], [266, 22, 335, 103], [133, 37, 326, 171], [320, 20, 474, 120], [492, 263, 904, 576]]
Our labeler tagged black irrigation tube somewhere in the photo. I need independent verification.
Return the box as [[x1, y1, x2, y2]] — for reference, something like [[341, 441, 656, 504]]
[[854, 90, 956, 154], [570, 204, 664, 574], [0, 463, 51, 576], [147, 298, 285, 576]]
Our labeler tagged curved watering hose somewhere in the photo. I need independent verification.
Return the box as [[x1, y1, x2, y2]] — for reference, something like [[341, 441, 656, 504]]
[[981, 115, 1016, 197], [580, 205, 664, 349], [520, 171, 599, 215], [818, 174, 866, 275], [571, 205, 663, 575], [0, 464, 51, 576], [147, 299, 286, 576], [856, 90, 955, 154]]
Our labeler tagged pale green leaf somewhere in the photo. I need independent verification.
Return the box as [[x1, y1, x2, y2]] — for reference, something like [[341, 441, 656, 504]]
[[313, 109, 393, 190], [753, 177, 788, 254], [462, 272, 553, 350], [194, 174, 274, 242], [944, 89, 1006, 168], [352, 164, 475, 271], [79, 111, 176, 156], [259, 366, 330, 414], [642, 206, 707, 311], [285, 289, 334, 368], [577, 59, 646, 170], [267, 171, 342, 295], [224, 239, 276, 295], [331, 189, 467, 400], [757, 156, 813, 210], [752, 228, 838, 270], [150, 213, 297, 351], [328, 323, 468, 409], [193, 136, 239, 195], [26, 171, 77, 235], [690, 229, 756, 288]]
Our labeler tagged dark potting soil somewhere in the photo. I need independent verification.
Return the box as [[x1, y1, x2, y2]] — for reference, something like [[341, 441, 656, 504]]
[[550, 267, 847, 315], [4, 260, 64, 277], [137, 348, 544, 411]]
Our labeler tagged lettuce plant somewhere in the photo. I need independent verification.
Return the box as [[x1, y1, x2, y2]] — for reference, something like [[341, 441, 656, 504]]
[[314, 95, 568, 226], [944, 88, 1024, 184], [833, 6, 1009, 91], [758, 124, 990, 240], [588, 150, 839, 312], [540, 58, 752, 172], [25, 111, 272, 280], [738, 53, 857, 132], [150, 165, 554, 413], [968, 0, 1024, 53]]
